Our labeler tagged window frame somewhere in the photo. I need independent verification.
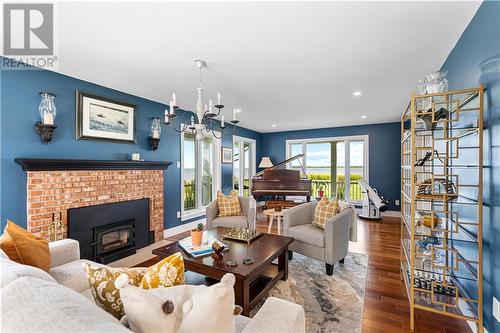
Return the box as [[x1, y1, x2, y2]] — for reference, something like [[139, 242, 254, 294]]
[[285, 135, 369, 202], [232, 135, 256, 196], [180, 130, 221, 221]]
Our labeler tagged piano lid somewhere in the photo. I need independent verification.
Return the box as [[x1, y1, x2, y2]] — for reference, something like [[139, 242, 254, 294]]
[[255, 154, 308, 179]]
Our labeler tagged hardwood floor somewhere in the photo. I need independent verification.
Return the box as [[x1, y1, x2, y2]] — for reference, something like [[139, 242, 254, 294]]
[[149, 211, 472, 333]]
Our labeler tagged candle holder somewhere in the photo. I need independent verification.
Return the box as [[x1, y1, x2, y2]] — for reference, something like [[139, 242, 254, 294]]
[[34, 122, 57, 144], [148, 137, 160, 151]]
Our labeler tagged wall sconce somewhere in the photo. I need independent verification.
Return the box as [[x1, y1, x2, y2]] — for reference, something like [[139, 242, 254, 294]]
[[35, 92, 57, 144], [148, 117, 161, 151]]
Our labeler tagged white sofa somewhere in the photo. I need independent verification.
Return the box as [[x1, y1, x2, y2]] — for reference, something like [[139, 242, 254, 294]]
[[1, 238, 305, 333]]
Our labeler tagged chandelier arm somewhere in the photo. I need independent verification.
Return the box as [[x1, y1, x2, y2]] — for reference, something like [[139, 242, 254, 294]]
[[171, 121, 189, 134], [212, 129, 223, 140]]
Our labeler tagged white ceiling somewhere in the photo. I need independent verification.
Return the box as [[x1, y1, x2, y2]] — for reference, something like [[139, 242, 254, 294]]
[[54, 1, 481, 133]]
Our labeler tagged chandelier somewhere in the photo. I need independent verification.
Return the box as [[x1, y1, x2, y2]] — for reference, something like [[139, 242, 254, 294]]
[[164, 59, 239, 140]]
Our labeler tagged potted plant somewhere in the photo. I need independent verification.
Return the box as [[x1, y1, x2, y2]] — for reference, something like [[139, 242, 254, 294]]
[[191, 223, 204, 247], [317, 184, 325, 198]]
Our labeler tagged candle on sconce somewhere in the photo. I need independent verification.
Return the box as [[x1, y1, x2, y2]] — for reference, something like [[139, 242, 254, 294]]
[[164, 109, 169, 123], [190, 115, 195, 126], [232, 109, 237, 121], [217, 92, 222, 105], [172, 93, 177, 106], [209, 99, 214, 112], [221, 115, 225, 127], [169, 100, 175, 115]]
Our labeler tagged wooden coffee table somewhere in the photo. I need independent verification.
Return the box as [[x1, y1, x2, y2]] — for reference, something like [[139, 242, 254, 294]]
[[152, 227, 293, 316]]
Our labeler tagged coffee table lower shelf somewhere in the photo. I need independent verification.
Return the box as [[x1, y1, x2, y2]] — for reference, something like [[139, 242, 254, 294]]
[[248, 264, 283, 311]]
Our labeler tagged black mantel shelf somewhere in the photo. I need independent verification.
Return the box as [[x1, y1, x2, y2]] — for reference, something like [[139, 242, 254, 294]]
[[15, 158, 173, 171]]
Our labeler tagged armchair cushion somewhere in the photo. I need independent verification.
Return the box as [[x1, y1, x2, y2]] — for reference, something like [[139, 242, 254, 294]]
[[210, 216, 248, 229], [288, 224, 325, 247], [217, 191, 242, 217]]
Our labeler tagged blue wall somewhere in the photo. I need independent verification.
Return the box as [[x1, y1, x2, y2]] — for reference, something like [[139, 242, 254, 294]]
[[260, 122, 401, 211], [440, 1, 500, 332], [0, 63, 261, 232]]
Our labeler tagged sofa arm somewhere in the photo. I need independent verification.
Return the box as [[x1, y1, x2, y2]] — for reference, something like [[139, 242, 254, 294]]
[[283, 202, 317, 233], [242, 297, 305, 333], [49, 238, 80, 268]]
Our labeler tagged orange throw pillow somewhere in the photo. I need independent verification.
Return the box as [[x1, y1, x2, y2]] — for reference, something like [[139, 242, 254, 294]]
[[0, 220, 51, 271]]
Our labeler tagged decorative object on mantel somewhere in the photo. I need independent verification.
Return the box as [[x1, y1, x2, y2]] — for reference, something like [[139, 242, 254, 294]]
[[48, 212, 64, 241], [221, 147, 233, 164], [131, 153, 141, 161], [76, 91, 136, 143], [35, 92, 57, 144], [163, 59, 240, 140], [148, 117, 161, 151], [14, 158, 172, 171]]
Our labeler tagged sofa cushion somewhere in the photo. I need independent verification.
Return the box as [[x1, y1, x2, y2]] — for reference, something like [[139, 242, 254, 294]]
[[0, 220, 51, 271], [288, 224, 325, 247], [1, 256, 56, 288], [49, 259, 104, 293], [1, 276, 130, 333], [211, 215, 248, 229]]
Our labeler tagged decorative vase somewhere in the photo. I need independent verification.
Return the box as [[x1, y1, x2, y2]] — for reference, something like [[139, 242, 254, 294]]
[[191, 230, 203, 247], [424, 71, 448, 94], [318, 190, 325, 198]]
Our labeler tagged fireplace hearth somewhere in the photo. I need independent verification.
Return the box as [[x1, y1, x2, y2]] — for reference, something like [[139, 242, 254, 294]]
[[68, 199, 150, 263]]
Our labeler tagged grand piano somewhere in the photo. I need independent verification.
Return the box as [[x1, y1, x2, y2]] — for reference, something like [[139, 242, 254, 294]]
[[251, 154, 312, 207]]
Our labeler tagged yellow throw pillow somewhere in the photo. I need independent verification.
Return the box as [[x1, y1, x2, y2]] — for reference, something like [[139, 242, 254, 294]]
[[140, 252, 185, 289], [312, 197, 340, 230], [217, 190, 242, 217], [83, 263, 147, 319], [0, 220, 51, 272]]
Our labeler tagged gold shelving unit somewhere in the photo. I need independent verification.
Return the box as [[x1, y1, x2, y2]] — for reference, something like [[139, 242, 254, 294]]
[[400, 86, 483, 332]]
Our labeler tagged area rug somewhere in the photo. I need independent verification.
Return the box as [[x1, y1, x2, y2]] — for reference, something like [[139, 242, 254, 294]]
[[250, 252, 367, 333]]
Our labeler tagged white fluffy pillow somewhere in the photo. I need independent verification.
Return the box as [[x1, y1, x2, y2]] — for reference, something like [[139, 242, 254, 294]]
[[116, 273, 237, 333]]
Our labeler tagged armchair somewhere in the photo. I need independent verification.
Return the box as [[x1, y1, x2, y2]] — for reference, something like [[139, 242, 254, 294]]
[[206, 196, 257, 230], [283, 201, 353, 275]]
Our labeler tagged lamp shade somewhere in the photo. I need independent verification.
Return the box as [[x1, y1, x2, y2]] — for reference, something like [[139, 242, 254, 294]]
[[258, 157, 273, 168]]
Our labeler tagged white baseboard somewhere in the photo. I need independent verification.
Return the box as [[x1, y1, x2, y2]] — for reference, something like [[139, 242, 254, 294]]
[[163, 218, 206, 238], [382, 210, 401, 218]]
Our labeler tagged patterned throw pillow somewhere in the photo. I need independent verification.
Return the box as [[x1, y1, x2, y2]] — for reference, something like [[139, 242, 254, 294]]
[[83, 264, 147, 319], [217, 190, 242, 217], [312, 197, 340, 230], [83, 252, 185, 319], [140, 252, 185, 289]]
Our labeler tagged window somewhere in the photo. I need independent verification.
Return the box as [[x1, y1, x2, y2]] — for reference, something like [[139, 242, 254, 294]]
[[181, 131, 221, 220], [233, 136, 256, 196], [286, 135, 368, 202]]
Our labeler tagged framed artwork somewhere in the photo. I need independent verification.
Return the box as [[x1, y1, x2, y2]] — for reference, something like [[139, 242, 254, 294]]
[[76, 91, 136, 143], [221, 147, 233, 164]]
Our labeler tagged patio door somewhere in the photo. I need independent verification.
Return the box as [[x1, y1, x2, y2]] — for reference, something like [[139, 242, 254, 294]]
[[286, 135, 368, 203], [233, 136, 256, 196]]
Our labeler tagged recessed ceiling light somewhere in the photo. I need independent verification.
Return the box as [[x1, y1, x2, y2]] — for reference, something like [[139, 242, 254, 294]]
[[361, 115, 367, 119], [272, 124, 277, 128], [352, 91, 362, 96]]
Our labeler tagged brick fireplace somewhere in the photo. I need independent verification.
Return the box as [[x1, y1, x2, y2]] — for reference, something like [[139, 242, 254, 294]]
[[16, 159, 172, 243]]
